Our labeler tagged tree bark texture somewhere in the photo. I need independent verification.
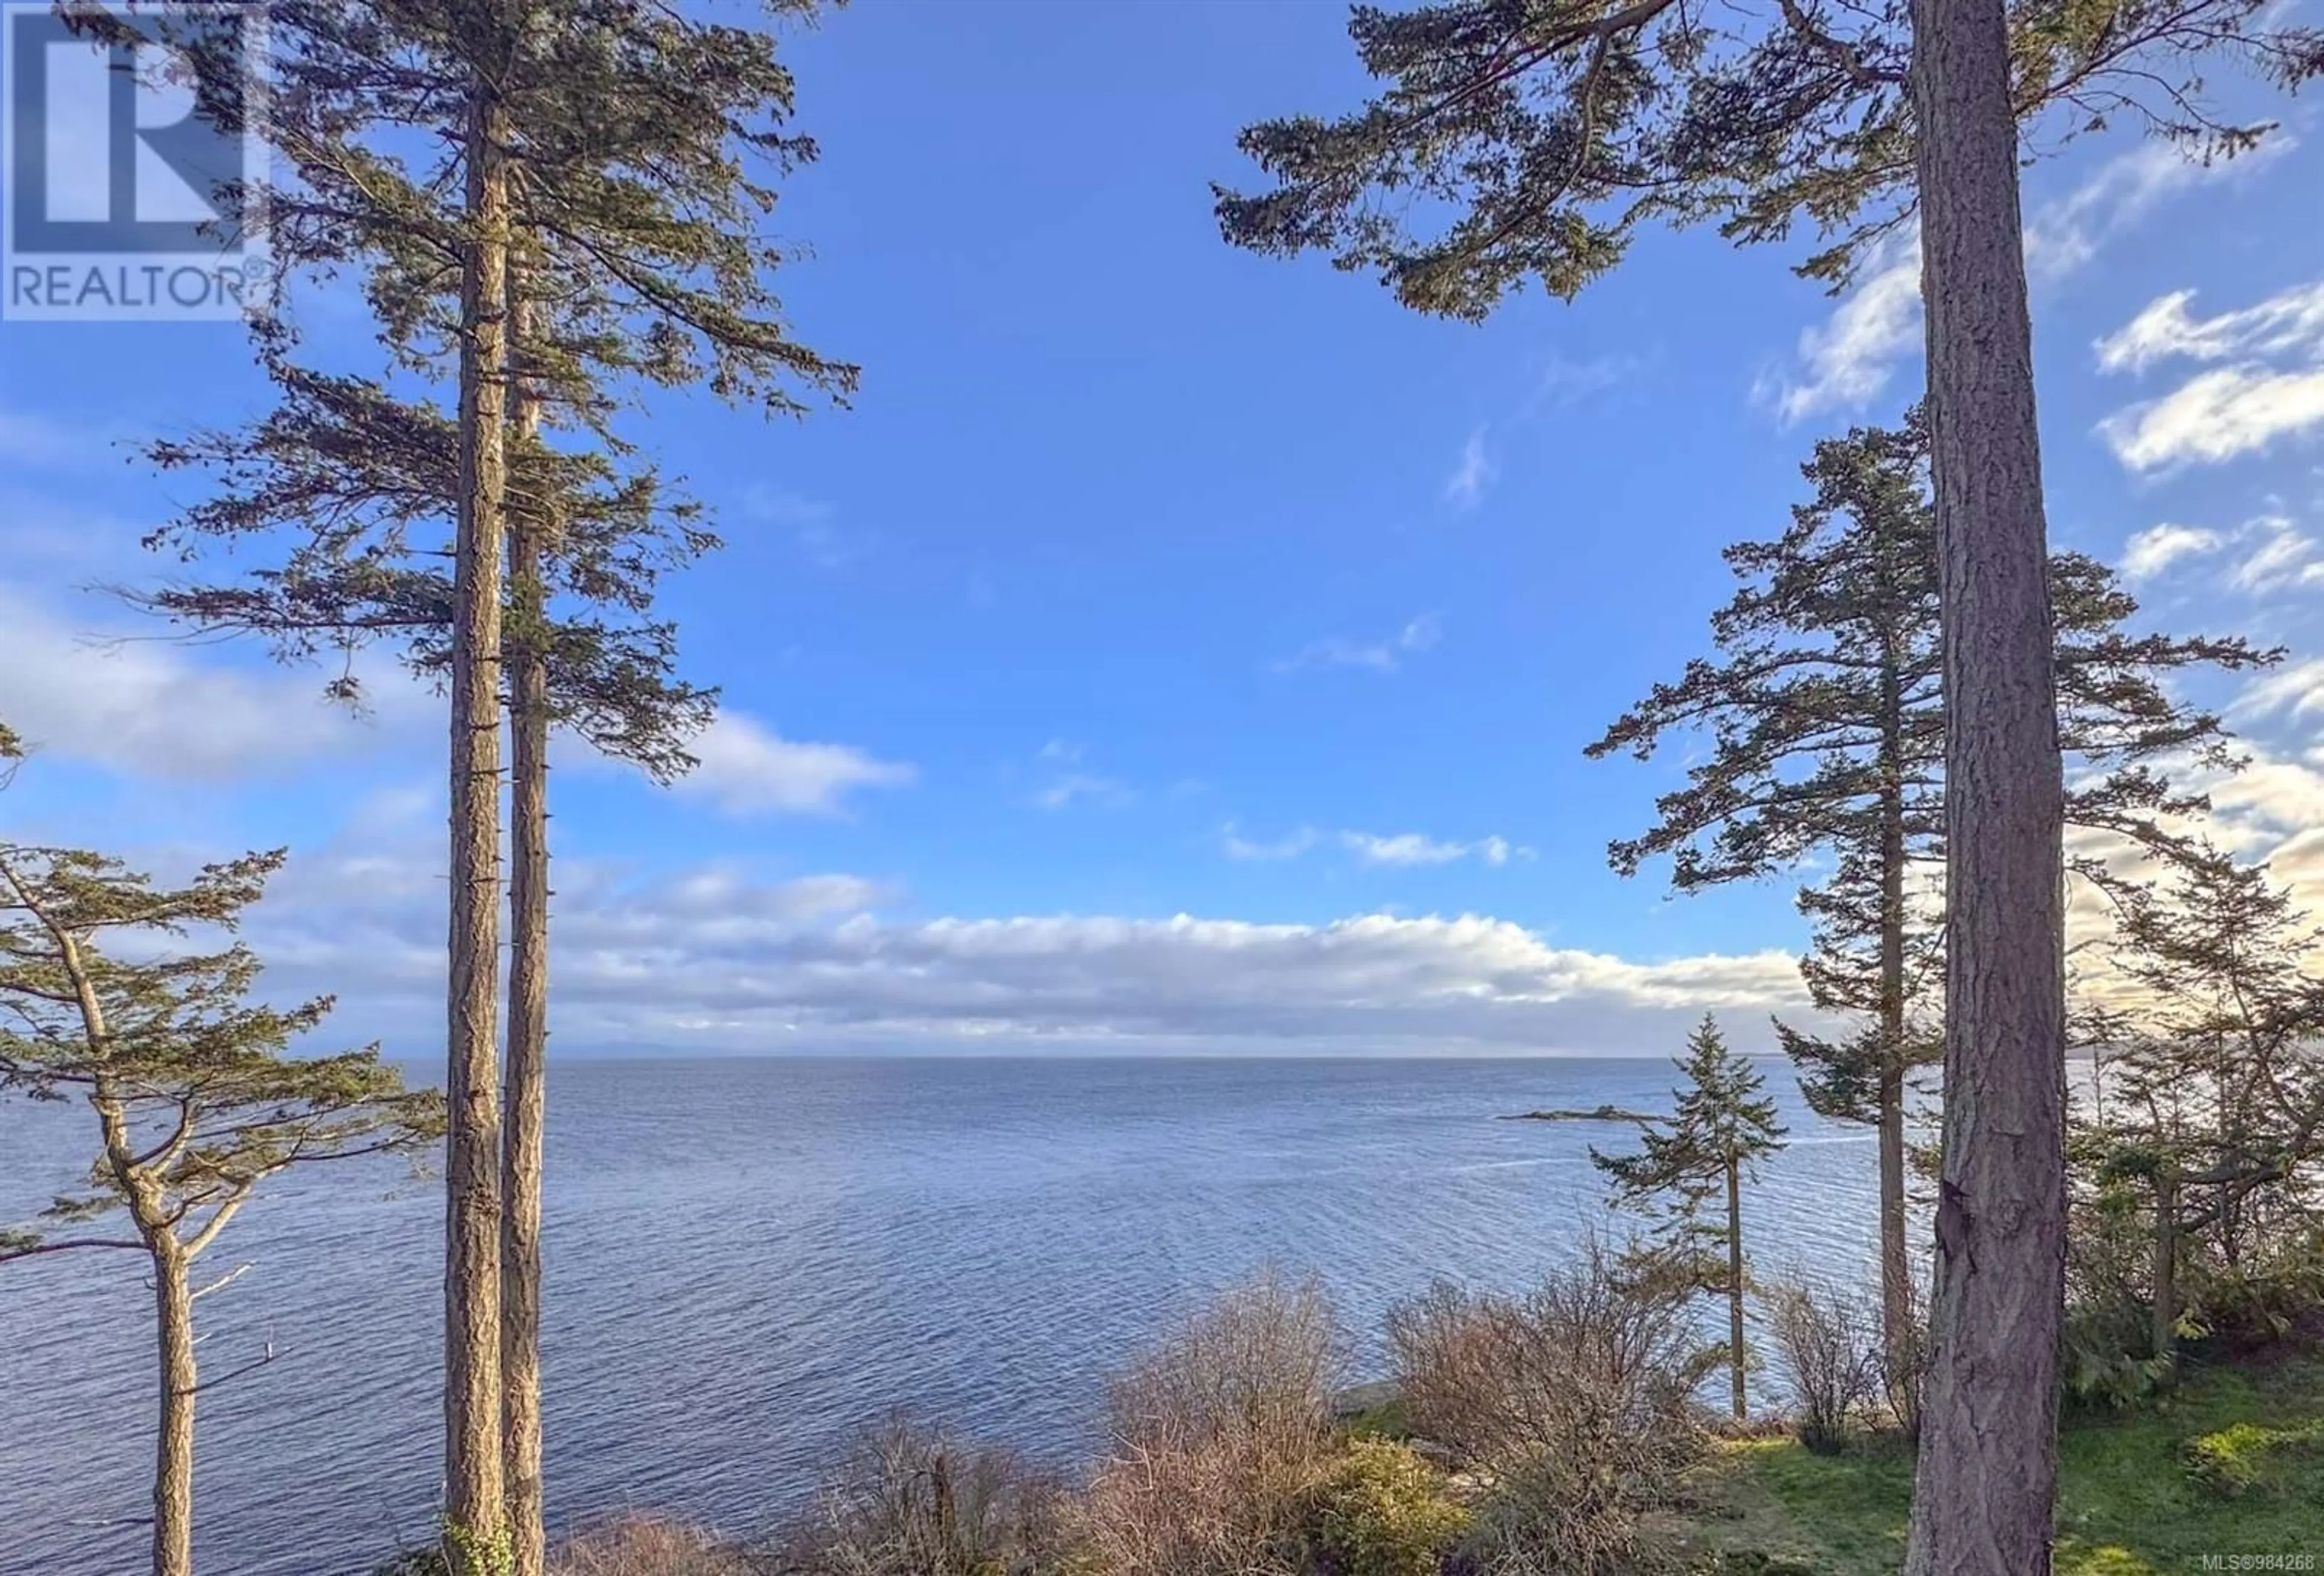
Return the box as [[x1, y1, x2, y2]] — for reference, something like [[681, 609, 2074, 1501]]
[[1728, 1157, 1748, 1421], [446, 62, 511, 1565], [502, 280, 550, 1576], [151, 1243, 195, 1576], [1903, 0, 2069, 1571]]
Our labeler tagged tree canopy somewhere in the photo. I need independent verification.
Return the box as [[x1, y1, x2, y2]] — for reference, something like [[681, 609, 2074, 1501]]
[[1215, 0, 2321, 317]]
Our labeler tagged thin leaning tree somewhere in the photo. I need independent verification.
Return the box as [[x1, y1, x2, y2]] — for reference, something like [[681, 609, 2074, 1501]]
[[126, 4, 855, 1566], [0, 730, 443, 1576], [1216, 5, 2319, 1566], [1590, 1013, 1788, 1420], [1585, 409, 2274, 1397]]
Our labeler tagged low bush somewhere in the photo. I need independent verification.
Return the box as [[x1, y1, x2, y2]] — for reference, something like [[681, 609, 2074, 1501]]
[[1387, 1239, 1713, 1576], [1296, 1439, 1468, 1576], [1764, 1276, 1880, 1454], [1080, 1270, 1343, 1576], [556, 1518, 761, 1576], [2183, 1229, 2324, 1353], [2179, 1418, 2324, 1499], [377, 1519, 759, 1576], [776, 1418, 1078, 1576], [2062, 1180, 2178, 1410]]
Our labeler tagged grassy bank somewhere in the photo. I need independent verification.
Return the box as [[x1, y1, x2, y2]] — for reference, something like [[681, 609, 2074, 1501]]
[[1676, 1353, 2324, 1575]]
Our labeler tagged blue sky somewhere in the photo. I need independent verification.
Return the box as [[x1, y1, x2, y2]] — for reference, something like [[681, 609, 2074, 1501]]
[[2, 2, 2320, 1056]]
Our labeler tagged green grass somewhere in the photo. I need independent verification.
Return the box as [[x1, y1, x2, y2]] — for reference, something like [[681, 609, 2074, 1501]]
[[1681, 1353, 2324, 1575]]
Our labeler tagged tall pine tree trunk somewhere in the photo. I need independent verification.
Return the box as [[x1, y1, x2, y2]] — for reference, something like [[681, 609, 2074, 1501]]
[[446, 57, 511, 1567], [1877, 660, 1914, 1411], [1727, 1155, 1747, 1421], [1728, 1152, 1747, 1422], [150, 1242, 195, 1576], [502, 278, 550, 1576], [1903, 0, 2068, 1569]]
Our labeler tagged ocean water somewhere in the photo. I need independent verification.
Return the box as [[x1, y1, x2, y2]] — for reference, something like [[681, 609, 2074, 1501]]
[[0, 1057, 1879, 1576]]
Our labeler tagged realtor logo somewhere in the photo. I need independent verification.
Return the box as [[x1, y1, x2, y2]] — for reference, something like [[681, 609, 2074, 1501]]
[[2, 2, 270, 321]]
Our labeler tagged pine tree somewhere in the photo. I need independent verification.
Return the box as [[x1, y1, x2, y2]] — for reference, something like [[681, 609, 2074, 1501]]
[[1592, 1013, 1788, 1419], [1217, 8, 2319, 1563], [0, 738, 442, 1576], [117, 4, 856, 1567], [1584, 410, 2274, 1392], [2079, 850, 2324, 1364], [446, 26, 516, 1550]]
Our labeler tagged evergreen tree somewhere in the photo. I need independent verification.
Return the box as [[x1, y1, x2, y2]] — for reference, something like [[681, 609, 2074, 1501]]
[[1584, 410, 2273, 1388], [1217, 7, 2319, 1563], [0, 738, 442, 1576], [2078, 849, 2324, 1365], [1592, 1014, 1788, 1419], [114, 3, 856, 1566]]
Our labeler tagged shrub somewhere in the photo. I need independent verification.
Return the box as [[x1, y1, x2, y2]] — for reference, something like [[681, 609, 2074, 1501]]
[[1080, 1271, 1342, 1576], [2180, 1419, 2324, 1499], [1764, 1276, 1880, 1454], [556, 1518, 761, 1576], [1297, 1439, 1468, 1576], [1387, 1239, 1713, 1575], [1877, 1278, 1929, 1440], [373, 1522, 525, 1576], [2060, 1299, 2175, 1411], [776, 1418, 1078, 1576], [2182, 1229, 2324, 1353], [2062, 1182, 2177, 1410]]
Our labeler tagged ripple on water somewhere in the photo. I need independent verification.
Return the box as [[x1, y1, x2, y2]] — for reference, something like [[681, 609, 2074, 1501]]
[[0, 1056, 1879, 1576]]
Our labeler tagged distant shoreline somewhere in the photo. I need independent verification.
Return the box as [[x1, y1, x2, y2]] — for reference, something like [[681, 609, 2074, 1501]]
[[1500, 1103, 1658, 1124]]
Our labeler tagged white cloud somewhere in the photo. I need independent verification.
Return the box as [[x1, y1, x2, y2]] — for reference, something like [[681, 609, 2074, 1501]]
[[0, 583, 914, 819], [2119, 512, 2324, 595], [2099, 367, 2324, 471], [675, 712, 915, 818], [0, 588, 421, 779], [744, 486, 865, 570], [1769, 236, 1924, 422], [1342, 832, 1468, 867], [2231, 656, 2324, 724], [2095, 282, 2324, 373], [1475, 835, 1523, 867], [1341, 830, 1533, 868], [1221, 824, 1320, 861], [2096, 277, 2324, 472], [2119, 522, 2224, 582], [1443, 428, 1495, 507], [1032, 772, 1129, 811], [1768, 139, 2289, 424], [1029, 741, 1129, 810], [1275, 613, 1442, 675], [1218, 824, 1531, 868], [2066, 657, 2324, 968], [226, 836, 1813, 1054], [1529, 352, 1643, 412], [2228, 515, 2324, 594], [2024, 137, 2291, 285], [2206, 754, 2324, 858]]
